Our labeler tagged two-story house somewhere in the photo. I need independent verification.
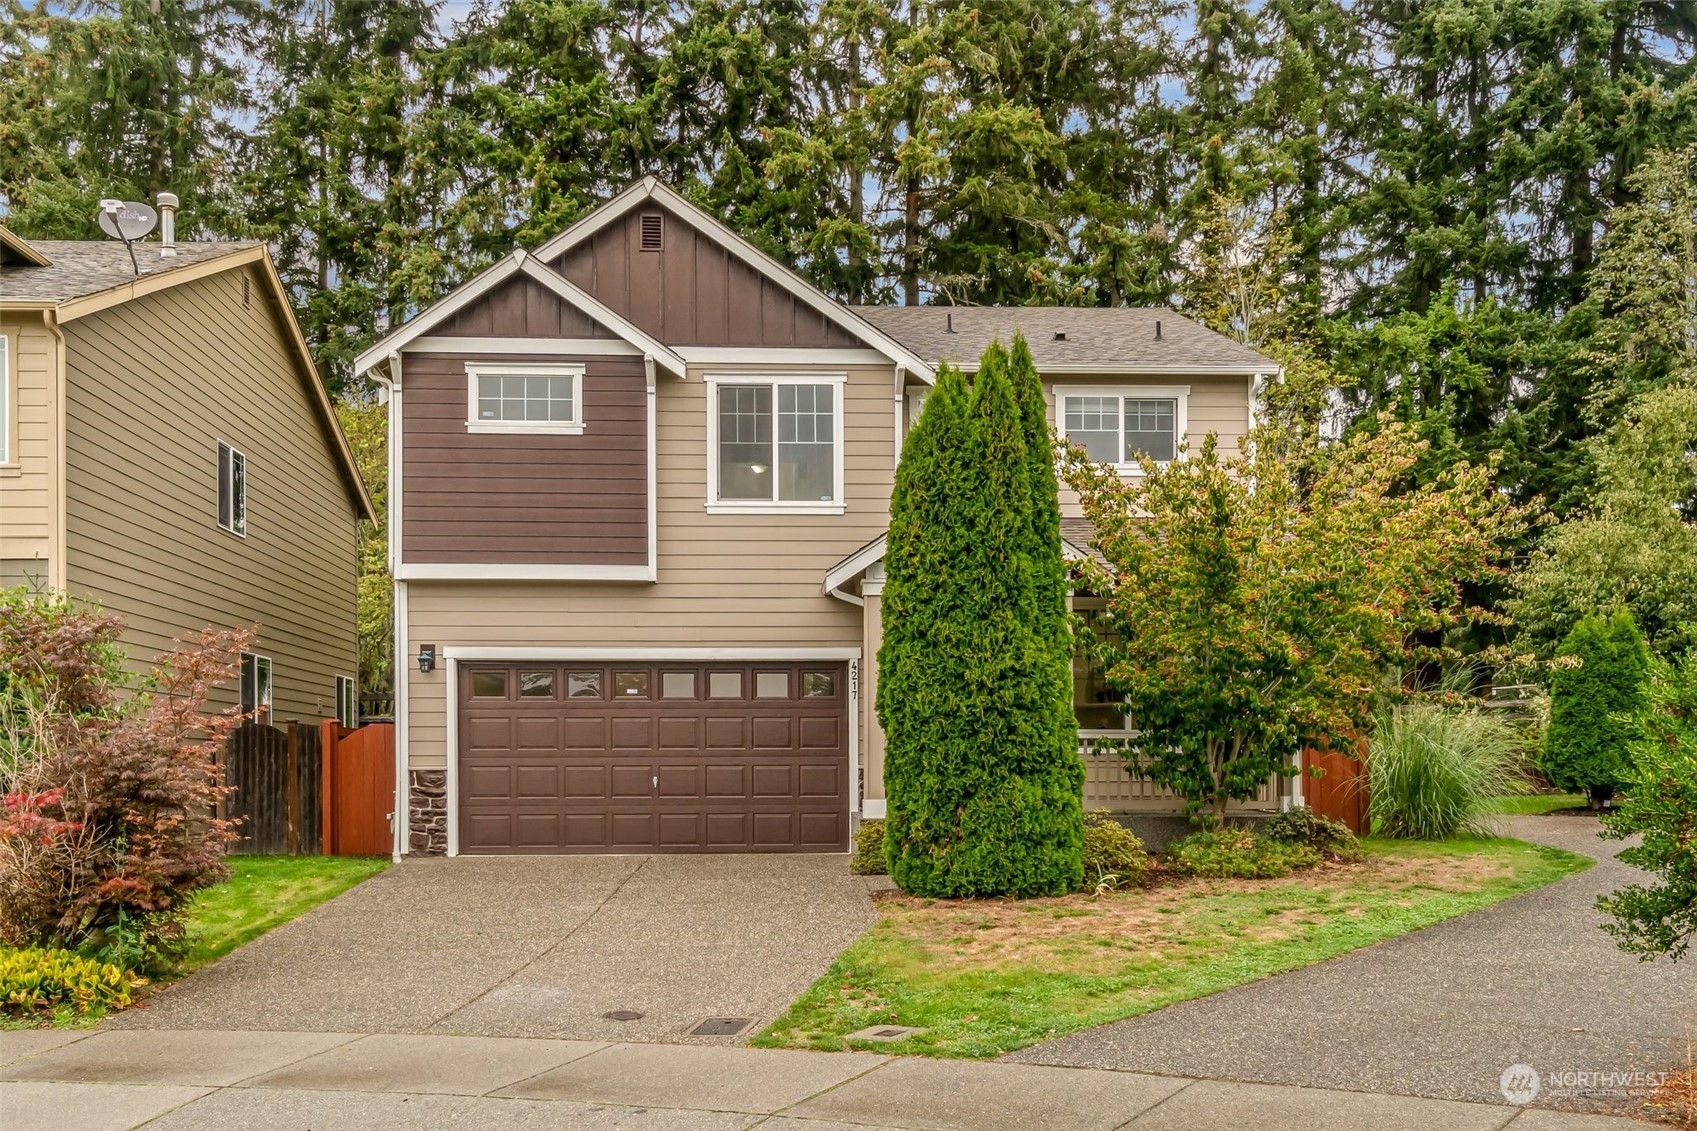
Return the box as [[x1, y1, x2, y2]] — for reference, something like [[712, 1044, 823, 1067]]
[[0, 222, 373, 726], [356, 179, 1278, 857]]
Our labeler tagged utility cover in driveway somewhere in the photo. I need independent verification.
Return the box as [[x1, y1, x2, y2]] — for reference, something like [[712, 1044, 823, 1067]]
[[458, 661, 849, 853]]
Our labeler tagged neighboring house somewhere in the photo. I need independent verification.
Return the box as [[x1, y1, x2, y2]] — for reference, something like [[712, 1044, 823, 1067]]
[[355, 178, 1280, 857], [0, 221, 373, 727]]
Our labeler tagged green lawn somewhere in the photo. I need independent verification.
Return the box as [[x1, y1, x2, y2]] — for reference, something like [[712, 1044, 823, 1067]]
[[752, 838, 1590, 1059], [182, 854, 390, 972], [1483, 793, 1588, 815]]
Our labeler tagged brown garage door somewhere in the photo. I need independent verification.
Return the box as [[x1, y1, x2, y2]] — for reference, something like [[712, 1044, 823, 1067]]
[[458, 661, 849, 854]]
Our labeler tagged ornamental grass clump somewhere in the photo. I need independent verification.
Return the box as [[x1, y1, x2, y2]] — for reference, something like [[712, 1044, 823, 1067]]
[[1368, 704, 1525, 840]]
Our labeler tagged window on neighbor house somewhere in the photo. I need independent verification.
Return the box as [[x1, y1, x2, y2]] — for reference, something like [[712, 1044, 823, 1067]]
[[1058, 388, 1188, 469], [240, 652, 272, 725], [711, 378, 841, 508], [335, 675, 357, 728], [218, 441, 247, 535]]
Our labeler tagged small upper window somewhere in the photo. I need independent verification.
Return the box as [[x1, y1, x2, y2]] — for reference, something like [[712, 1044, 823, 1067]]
[[241, 652, 272, 725], [218, 441, 247, 536], [0, 334, 10, 464], [1058, 387, 1188, 471], [465, 363, 584, 434]]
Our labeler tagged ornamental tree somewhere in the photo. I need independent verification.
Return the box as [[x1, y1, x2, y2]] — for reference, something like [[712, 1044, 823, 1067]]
[[1598, 646, 1697, 961], [1544, 610, 1651, 807], [1063, 416, 1523, 824], [878, 339, 1082, 897]]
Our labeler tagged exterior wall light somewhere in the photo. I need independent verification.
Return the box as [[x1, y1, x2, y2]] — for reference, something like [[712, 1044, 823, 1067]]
[[418, 644, 436, 674]]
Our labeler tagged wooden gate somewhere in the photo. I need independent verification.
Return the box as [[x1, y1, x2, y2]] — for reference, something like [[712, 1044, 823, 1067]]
[[224, 721, 323, 855], [1303, 742, 1370, 834], [319, 721, 395, 855]]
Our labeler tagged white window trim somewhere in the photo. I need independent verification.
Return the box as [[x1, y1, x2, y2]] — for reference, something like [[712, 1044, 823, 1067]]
[[335, 674, 357, 728], [704, 372, 847, 515], [217, 440, 248, 537], [0, 333, 12, 467], [464, 361, 585, 435], [1054, 384, 1190, 476], [240, 651, 272, 724]]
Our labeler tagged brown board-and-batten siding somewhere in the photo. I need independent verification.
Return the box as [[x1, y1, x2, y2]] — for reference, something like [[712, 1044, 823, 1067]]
[[400, 350, 648, 566], [550, 204, 863, 348]]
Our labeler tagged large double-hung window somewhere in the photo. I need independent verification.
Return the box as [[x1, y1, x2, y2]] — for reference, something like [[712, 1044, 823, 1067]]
[[708, 375, 844, 513], [1056, 385, 1189, 471]]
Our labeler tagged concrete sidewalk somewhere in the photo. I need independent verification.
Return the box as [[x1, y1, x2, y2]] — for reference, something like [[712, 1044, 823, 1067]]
[[0, 1028, 1650, 1131]]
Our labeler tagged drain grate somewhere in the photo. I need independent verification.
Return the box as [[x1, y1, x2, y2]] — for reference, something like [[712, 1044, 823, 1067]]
[[689, 1017, 753, 1037], [847, 1024, 925, 1042], [602, 1010, 644, 1021]]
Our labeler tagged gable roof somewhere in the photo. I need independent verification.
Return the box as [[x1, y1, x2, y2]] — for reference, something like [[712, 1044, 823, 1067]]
[[0, 225, 53, 267], [1, 238, 374, 523], [353, 249, 686, 379], [855, 306, 1275, 374], [533, 178, 937, 382], [0, 238, 256, 304]]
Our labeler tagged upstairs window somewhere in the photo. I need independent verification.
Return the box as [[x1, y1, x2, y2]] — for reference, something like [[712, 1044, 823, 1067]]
[[465, 363, 584, 434], [218, 441, 247, 536], [1056, 386, 1188, 471], [708, 375, 844, 513]]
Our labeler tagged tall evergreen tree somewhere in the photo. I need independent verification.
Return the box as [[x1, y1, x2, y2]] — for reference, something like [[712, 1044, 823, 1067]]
[[879, 348, 1082, 898]]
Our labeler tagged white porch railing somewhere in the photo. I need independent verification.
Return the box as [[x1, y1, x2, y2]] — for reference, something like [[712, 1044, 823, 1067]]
[[1077, 730, 1281, 811]]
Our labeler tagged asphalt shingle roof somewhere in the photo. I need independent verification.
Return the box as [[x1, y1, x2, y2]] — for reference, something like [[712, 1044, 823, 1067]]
[[0, 238, 258, 304], [853, 305, 1273, 371]]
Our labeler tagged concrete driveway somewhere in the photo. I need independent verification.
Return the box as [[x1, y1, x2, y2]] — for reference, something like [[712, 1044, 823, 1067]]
[[108, 854, 878, 1043], [1010, 815, 1695, 1115]]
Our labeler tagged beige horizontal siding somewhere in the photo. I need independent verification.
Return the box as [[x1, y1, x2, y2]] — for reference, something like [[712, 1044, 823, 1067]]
[[0, 314, 57, 571], [62, 265, 361, 722]]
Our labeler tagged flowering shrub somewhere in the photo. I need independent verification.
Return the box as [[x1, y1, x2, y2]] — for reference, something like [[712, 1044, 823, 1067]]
[[0, 589, 245, 969], [0, 946, 139, 1016]]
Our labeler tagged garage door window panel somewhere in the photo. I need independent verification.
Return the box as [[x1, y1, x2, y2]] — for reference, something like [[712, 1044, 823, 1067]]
[[567, 671, 602, 698], [801, 671, 836, 697], [471, 671, 508, 698], [661, 671, 697, 698], [755, 672, 790, 698], [519, 671, 556, 698], [613, 671, 650, 698], [708, 671, 743, 699]]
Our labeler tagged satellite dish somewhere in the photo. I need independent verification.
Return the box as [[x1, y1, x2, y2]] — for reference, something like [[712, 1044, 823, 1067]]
[[96, 199, 158, 242]]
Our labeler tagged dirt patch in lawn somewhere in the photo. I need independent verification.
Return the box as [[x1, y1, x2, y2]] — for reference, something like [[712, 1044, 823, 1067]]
[[870, 849, 1516, 977]]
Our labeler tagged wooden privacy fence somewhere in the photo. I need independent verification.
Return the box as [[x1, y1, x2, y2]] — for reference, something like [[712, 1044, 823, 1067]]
[[224, 721, 323, 855], [223, 720, 394, 856], [1303, 743, 1370, 834], [319, 721, 396, 856]]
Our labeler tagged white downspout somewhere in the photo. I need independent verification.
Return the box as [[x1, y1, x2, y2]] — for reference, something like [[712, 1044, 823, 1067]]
[[387, 350, 408, 860]]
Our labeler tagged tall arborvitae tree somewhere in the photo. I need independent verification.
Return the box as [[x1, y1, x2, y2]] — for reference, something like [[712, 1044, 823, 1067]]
[[0, 0, 248, 238], [879, 347, 1082, 897], [1545, 610, 1651, 807]]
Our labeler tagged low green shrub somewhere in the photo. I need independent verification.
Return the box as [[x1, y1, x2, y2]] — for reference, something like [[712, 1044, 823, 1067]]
[[1081, 811, 1153, 890], [1167, 828, 1321, 879], [1369, 704, 1525, 840], [851, 819, 887, 875], [0, 947, 138, 1017], [1264, 806, 1362, 860]]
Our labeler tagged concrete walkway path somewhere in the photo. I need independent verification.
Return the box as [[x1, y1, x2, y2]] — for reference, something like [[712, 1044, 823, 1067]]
[[1010, 814, 1695, 1116], [105, 854, 878, 1044], [0, 1027, 1650, 1131]]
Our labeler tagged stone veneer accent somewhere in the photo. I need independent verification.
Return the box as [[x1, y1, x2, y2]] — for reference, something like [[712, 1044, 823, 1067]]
[[409, 769, 448, 855]]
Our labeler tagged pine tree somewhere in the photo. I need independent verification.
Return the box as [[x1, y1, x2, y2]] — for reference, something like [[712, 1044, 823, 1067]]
[[1545, 610, 1651, 807], [878, 346, 1082, 898]]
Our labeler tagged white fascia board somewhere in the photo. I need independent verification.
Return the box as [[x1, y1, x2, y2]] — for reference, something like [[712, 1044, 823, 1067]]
[[515, 257, 686, 377], [441, 646, 863, 661], [532, 178, 937, 384], [395, 563, 654, 581], [676, 346, 892, 366], [409, 336, 641, 356], [959, 362, 1274, 377], [823, 534, 887, 595], [355, 254, 524, 376]]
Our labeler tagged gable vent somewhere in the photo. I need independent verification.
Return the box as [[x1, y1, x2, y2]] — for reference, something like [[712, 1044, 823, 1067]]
[[639, 212, 664, 252]]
